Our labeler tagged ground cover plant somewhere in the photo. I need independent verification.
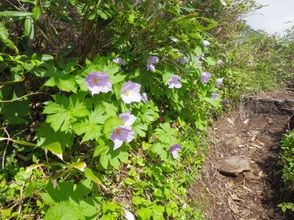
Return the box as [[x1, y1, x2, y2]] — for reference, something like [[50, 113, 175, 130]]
[[279, 130, 294, 213], [0, 0, 228, 219], [0, 0, 293, 219]]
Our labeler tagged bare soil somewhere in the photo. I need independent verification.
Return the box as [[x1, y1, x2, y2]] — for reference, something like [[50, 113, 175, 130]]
[[190, 89, 294, 220]]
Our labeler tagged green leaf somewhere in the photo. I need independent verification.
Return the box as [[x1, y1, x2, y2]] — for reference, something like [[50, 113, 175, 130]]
[[0, 11, 32, 17], [93, 139, 107, 157], [109, 157, 120, 170], [45, 142, 63, 160], [44, 77, 77, 93], [40, 63, 78, 93], [73, 121, 102, 142], [140, 103, 159, 124], [89, 105, 109, 124], [203, 97, 221, 108], [117, 151, 129, 163], [43, 180, 93, 204], [220, 0, 229, 6], [32, 6, 41, 21], [71, 162, 87, 172], [137, 207, 152, 220], [151, 143, 168, 161], [84, 168, 101, 184], [0, 22, 18, 53], [24, 17, 34, 40], [36, 123, 74, 150], [100, 152, 111, 169], [2, 100, 29, 125], [44, 201, 84, 220], [133, 123, 147, 137], [205, 57, 216, 66], [43, 95, 89, 132], [44, 102, 71, 132], [73, 105, 108, 141], [97, 9, 108, 20]]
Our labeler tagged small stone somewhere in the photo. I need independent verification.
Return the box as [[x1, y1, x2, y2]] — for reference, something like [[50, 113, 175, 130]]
[[266, 117, 274, 124], [243, 119, 250, 124], [227, 118, 235, 125], [218, 156, 251, 177], [224, 136, 242, 150]]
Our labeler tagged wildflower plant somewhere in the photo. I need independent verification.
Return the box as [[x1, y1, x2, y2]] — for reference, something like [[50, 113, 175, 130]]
[[0, 0, 226, 219]]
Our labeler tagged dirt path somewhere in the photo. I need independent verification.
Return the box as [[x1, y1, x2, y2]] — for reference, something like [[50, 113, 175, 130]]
[[190, 89, 294, 220]]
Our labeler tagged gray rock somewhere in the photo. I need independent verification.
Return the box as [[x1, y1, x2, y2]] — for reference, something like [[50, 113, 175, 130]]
[[223, 136, 242, 151], [218, 156, 251, 177]]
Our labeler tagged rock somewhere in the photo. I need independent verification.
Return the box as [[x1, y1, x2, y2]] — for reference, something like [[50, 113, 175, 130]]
[[227, 118, 235, 125], [266, 117, 274, 124], [243, 119, 250, 125], [223, 136, 242, 151], [218, 156, 251, 177]]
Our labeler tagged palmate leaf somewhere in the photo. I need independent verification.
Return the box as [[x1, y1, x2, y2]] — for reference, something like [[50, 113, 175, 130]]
[[73, 122, 102, 142], [154, 123, 178, 145], [36, 123, 74, 159], [139, 102, 159, 125], [43, 94, 89, 133], [1, 99, 29, 125], [38, 62, 78, 93], [42, 179, 99, 219], [44, 201, 84, 220], [73, 105, 109, 142]]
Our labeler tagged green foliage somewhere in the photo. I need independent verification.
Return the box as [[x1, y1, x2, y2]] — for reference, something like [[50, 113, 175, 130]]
[[281, 131, 294, 185], [278, 130, 294, 214], [0, 0, 292, 219], [278, 202, 294, 213], [43, 94, 90, 133]]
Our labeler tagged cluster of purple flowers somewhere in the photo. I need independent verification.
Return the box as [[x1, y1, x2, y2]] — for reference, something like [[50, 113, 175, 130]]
[[203, 40, 211, 47], [169, 144, 182, 159], [86, 72, 148, 149], [110, 112, 137, 150], [113, 57, 126, 65], [177, 55, 189, 64], [200, 71, 224, 99], [147, 56, 159, 72], [168, 75, 182, 89], [86, 52, 224, 155]]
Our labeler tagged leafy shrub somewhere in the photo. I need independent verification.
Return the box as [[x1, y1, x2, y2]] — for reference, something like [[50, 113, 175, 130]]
[[0, 0, 292, 219], [278, 130, 294, 213], [0, 0, 226, 219], [281, 130, 294, 185]]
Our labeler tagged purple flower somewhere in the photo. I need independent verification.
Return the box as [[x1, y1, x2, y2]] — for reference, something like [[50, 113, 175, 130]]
[[142, 92, 148, 102], [178, 56, 189, 64], [169, 144, 182, 159], [200, 72, 212, 84], [147, 56, 159, 71], [217, 60, 224, 66], [203, 40, 210, 47], [134, 0, 141, 5], [211, 92, 220, 99], [113, 57, 126, 65], [168, 75, 182, 89], [121, 81, 142, 104], [216, 78, 224, 88], [85, 72, 112, 95], [119, 112, 136, 127], [111, 126, 135, 150], [124, 209, 135, 220]]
